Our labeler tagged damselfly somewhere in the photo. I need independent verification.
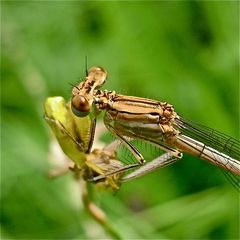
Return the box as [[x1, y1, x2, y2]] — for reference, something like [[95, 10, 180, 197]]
[[71, 66, 240, 189]]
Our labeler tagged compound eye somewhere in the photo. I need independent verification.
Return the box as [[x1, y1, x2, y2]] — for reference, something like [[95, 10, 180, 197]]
[[71, 95, 90, 117]]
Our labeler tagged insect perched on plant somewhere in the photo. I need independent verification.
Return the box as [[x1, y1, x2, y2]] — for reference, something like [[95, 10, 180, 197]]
[[71, 66, 240, 189]]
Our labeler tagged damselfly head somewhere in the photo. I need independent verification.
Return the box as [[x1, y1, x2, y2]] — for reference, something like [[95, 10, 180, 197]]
[[71, 95, 91, 117], [71, 66, 108, 117]]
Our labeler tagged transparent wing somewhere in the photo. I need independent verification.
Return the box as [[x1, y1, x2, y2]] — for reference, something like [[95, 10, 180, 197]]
[[176, 116, 240, 160], [175, 116, 240, 191]]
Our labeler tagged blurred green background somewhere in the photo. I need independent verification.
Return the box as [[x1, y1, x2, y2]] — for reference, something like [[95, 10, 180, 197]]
[[1, 1, 239, 239]]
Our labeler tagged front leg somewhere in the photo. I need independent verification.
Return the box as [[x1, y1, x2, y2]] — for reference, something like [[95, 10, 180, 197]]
[[85, 117, 96, 153]]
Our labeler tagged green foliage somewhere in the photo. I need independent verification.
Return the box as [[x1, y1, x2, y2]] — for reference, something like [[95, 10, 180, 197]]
[[1, 1, 239, 239]]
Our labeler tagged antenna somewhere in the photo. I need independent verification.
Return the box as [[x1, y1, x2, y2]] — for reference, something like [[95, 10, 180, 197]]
[[85, 56, 88, 76]]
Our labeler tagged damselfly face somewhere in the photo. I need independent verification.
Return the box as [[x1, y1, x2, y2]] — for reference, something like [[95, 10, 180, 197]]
[[71, 66, 107, 117]]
